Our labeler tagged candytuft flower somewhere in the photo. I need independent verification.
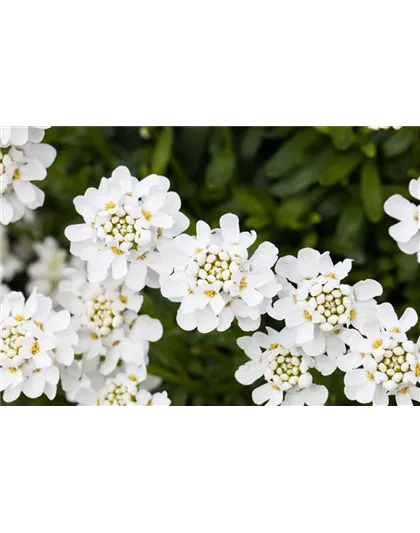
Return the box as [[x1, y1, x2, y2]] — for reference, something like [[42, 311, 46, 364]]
[[0, 290, 78, 402], [384, 177, 420, 263], [160, 214, 280, 333], [26, 237, 68, 297], [64, 166, 189, 290], [235, 327, 329, 406]]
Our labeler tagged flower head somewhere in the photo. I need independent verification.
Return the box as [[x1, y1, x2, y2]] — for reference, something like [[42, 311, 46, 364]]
[[384, 177, 420, 262], [235, 327, 329, 406], [64, 166, 189, 290], [0, 290, 78, 402], [57, 263, 163, 375], [27, 237, 68, 297], [160, 214, 280, 333]]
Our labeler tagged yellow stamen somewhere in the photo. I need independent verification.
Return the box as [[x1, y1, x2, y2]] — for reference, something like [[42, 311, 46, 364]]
[[105, 202, 116, 210], [303, 310, 312, 321], [14, 314, 24, 322], [350, 309, 357, 321], [35, 321, 44, 331], [204, 290, 217, 298], [239, 277, 248, 290], [90, 332, 99, 340], [138, 253, 148, 260], [13, 168, 21, 180], [119, 295, 128, 304], [128, 375, 137, 382], [142, 209, 151, 220], [269, 343, 279, 350], [8, 367, 18, 373], [366, 371, 374, 381], [392, 327, 401, 333], [372, 340, 383, 349], [31, 342, 40, 355], [112, 247, 123, 255], [399, 387, 409, 395]]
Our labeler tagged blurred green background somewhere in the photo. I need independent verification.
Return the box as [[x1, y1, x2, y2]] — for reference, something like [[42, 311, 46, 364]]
[[6, 126, 420, 405]]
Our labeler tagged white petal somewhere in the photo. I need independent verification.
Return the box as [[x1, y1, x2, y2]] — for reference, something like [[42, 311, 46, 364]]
[[0, 196, 13, 225], [125, 261, 147, 291], [195, 306, 218, 334], [314, 355, 336, 376], [275, 255, 300, 283], [389, 219, 418, 244], [408, 178, 420, 200], [2, 384, 22, 403], [376, 302, 398, 330], [13, 179, 36, 205], [23, 373, 45, 398], [240, 287, 263, 307], [176, 311, 197, 331], [219, 213, 240, 243], [384, 195, 416, 221], [65, 224, 95, 242], [132, 315, 163, 342], [353, 279, 383, 301], [399, 307, 418, 332], [300, 384, 328, 405], [45, 310, 71, 333], [296, 321, 314, 344], [111, 255, 128, 280], [356, 381, 376, 404], [297, 248, 321, 279], [268, 297, 296, 320], [251, 383, 273, 405], [235, 361, 264, 385]]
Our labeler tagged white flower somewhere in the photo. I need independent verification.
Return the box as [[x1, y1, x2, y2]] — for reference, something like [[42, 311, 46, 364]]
[[0, 226, 23, 284], [0, 127, 49, 148], [75, 364, 171, 406], [64, 166, 189, 290], [0, 142, 56, 225], [368, 120, 402, 130], [160, 214, 280, 333], [384, 177, 420, 262], [235, 327, 329, 406], [26, 237, 68, 297], [0, 290, 78, 402], [343, 303, 420, 405], [57, 265, 163, 375], [269, 248, 382, 359]]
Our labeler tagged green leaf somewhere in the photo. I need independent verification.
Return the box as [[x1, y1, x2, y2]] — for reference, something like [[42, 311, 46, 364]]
[[205, 149, 235, 189], [360, 161, 383, 223], [318, 152, 363, 186], [329, 127, 354, 150], [151, 127, 173, 174], [241, 127, 264, 159], [265, 129, 319, 178], [382, 128, 412, 158], [360, 141, 377, 158], [271, 148, 335, 197], [178, 127, 210, 175], [336, 197, 365, 242]]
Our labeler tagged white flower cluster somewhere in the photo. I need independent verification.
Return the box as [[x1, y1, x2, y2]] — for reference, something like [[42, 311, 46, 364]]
[[0, 126, 56, 225], [64, 165, 189, 290], [160, 214, 280, 333], [236, 327, 329, 406], [52, 243, 169, 405], [75, 364, 170, 406], [368, 120, 402, 130], [0, 289, 78, 402], [1, 226, 23, 297], [234, 247, 420, 406], [343, 304, 420, 406], [384, 177, 420, 263], [26, 236, 68, 297]]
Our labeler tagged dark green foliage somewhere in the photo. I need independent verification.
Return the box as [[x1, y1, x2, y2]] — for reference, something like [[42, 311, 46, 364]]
[[6, 127, 420, 406]]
